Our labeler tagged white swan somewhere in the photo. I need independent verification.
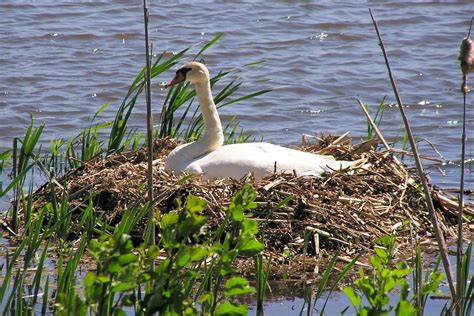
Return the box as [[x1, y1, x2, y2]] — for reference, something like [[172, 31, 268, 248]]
[[164, 61, 362, 180]]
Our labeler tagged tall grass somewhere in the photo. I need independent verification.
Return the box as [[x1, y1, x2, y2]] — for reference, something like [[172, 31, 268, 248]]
[[7, 118, 44, 234], [364, 96, 386, 141]]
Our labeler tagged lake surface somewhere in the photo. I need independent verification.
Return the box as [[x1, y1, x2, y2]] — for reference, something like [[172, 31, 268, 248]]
[[1, 1, 473, 190], [0, 1, 474, 188], [1, 1, 473, 313]]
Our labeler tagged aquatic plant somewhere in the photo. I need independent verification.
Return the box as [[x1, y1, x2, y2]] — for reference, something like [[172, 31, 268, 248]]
[[343, 235, 444, 316], [55, 184, 263, 315], [1, 180, 266, 314]]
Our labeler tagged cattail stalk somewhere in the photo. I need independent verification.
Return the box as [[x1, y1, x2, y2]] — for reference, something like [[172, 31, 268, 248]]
[[143, 0, 155, 245], [369, 8, 457, 299], [456, 17, 473, 316]]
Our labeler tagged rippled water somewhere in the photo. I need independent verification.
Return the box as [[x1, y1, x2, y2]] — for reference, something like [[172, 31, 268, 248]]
[[2, 1, 473, 189]]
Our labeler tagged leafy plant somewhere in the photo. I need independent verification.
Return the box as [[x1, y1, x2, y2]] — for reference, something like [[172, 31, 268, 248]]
[[47, 184, 264, 315], [343, 235, 416, 315], [82, 234, 139, 315]]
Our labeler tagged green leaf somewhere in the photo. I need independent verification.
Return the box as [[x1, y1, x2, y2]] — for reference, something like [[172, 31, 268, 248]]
[[92, 102, 110, 121], [236, 236, 264, 256], [376, 235, 395, 248], [190, 246, 209, 261], [115, 309, 126, 316], [161, 212, 179, 229], [176, 246, 209, 268], [194, 33, 224, 59], [214, 301, 248, 316], [219, 89, 272, 109], [186, 195, 208, 213], [118, 253, 137, 266], [108, 261, 122, 274], [375, 248, 389, 260], [229, 184, 257, 219], [83, 272, 95, 288], [241, 220, 258, 235], [117, 234, 133, 251], [396, 300, 416, 316], [343, 286, 361, 307], [112, 282, 137, 293], [200, 293, 212, 306], [97, 276, 110, 283], [231, 205, 245, 221], [147, 245, 160, 260], [178, 215, 207, 236], [224, 277, 255, 297], [176, 248, 192, 268], [0, 150, 10, 161]]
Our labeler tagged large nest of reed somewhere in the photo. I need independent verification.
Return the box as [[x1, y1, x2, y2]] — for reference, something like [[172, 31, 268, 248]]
[[24, 135, 473, 281]]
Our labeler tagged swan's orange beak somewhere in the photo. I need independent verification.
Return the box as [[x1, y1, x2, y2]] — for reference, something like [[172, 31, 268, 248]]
[[165, 71, 185, 88]]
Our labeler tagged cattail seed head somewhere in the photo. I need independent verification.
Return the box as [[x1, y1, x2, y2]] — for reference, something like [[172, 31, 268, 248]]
[[459, 36, 473, 75], [460, 36, 473, 93]]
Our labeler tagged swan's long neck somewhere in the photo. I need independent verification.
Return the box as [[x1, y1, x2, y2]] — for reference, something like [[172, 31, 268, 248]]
[[192, 80, 224, 156]]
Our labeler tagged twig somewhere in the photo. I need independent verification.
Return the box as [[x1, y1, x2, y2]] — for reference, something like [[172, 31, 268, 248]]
[[369, 8, 456, 298], [421, 138, 445, 161], [386, 148, 443, 163], [143, 0, 155, 245], [356, 99, 403, 166]]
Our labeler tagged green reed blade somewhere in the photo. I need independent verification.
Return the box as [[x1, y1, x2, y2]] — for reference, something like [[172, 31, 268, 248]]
[[320, 253, 361, 314], [0, 163, 34, 199], [31, 240, 50, 308], [461, 243, 473, 314], [41, 276, 50, 316], [0, 240, 27, 301], [194, 33, 223, 59]]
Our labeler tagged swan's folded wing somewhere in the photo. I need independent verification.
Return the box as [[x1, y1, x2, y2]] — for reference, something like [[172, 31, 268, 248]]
[[195, 143, 340, 180]]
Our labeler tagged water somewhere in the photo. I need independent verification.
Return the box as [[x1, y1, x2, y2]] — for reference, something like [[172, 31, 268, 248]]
[[1, 1, 473, 188], [1, 0, 473, 313]]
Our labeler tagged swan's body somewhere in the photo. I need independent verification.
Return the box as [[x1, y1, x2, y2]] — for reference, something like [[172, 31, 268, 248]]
[[164, 61, 361, 180], [166, 142, 359, 180]]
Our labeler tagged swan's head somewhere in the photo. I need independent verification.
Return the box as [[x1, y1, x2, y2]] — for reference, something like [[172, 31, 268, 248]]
[[165, 61, 210, 88]]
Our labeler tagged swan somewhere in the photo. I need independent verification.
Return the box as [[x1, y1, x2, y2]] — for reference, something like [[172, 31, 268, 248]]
[[164, 61, 362, 180]]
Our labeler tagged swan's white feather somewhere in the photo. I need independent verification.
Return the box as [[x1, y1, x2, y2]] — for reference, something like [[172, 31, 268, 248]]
[[166, 142, 359, 180], [164, 62, 362, 180]]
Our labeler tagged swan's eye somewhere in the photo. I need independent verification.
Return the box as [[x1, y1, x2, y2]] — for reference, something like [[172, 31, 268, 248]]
[[176, 67, 192, 78]]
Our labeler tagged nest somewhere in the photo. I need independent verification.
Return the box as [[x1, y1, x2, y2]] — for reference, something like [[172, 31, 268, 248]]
[[22, 135, 473, 283]]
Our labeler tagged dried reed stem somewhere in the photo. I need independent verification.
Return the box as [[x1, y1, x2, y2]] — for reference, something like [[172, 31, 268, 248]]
[[143, 0, 155, 245], [369, 8, 456, 298]]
